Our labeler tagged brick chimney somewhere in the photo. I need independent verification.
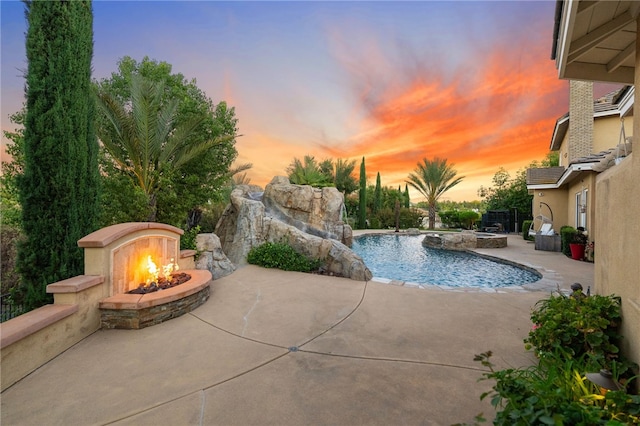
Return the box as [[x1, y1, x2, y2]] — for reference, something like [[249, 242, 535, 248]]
[[568, 80, 594, 161]]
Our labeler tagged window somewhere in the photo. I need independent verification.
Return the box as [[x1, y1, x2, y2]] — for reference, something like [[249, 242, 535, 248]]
[[575, 189, 587, 229]]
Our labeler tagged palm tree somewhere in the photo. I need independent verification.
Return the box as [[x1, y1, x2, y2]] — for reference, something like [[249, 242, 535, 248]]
[[286, 155, 333, 187], [406, 158, 464, 229], [334, 158, 358, 195], [95, 74, 231, 221]]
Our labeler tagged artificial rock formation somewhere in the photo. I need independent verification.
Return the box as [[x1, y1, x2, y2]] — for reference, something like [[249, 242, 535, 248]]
[[195, 233, 236, 279], [215, 177, 371, 281]]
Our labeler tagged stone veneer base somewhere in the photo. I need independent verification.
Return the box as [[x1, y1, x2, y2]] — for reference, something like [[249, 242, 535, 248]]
[[99, 269, 212, 329]]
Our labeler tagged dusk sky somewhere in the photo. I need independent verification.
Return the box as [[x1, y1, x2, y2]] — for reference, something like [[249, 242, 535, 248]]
[[0, 1, 621, 201]]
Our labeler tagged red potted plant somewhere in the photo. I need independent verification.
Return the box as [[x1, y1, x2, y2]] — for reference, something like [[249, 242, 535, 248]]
[[569, 227, 588, 260]]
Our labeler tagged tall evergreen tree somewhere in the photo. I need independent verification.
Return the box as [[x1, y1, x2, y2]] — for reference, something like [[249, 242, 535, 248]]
[[373, 172, 382, 214], [17, 0, 99, 310], [404, 184, 410, 208], [358, 157, 367, 229]]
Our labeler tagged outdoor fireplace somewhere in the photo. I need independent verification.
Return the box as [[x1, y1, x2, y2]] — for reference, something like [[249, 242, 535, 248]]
[[78, 223, 212, 329]]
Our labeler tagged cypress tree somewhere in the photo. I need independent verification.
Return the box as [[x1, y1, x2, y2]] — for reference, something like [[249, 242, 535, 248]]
[[404, 184, 410, 208], [373, 172, 382, 214], [358, 157, 367, 229], [17, 0, 99, 310]]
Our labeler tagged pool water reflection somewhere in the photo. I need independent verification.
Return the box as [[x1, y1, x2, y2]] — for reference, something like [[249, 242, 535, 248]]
[[352, 234, 540, 288]]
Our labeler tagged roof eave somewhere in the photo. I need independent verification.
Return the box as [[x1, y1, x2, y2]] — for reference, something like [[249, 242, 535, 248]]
[[619, 86, 635, 117], [555, 0, 578, 78], [526, 163, 597, 191], [550, 115, 569, 151]]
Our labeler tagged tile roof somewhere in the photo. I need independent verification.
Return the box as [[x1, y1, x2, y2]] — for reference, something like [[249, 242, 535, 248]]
[[593, 87, 629, 114], [569, 141, 633, 172], [527, 141, 633, 188], [550, 85, 633, 151], [526, 167, 565, 185]]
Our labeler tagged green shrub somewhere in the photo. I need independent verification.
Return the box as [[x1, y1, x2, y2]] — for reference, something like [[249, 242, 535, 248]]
[[471, 351, 640, 426], [180, 226, 200, 251], [462, 292, 640, 425], [247, 241, 322, 272], [524, 293, 627, 369], [522, 220, 533, 240], [1, 225, 24, 295], [368, 216, 382, 229], [561, 226, 577, 257], [399, 208, 423, 229]]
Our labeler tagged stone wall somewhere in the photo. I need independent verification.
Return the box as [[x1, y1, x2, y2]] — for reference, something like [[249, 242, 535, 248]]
[[422, 231, 507, 250], [100, 286, 210, 329]]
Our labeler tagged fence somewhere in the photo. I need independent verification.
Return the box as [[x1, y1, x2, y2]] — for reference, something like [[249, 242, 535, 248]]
[[0, 293, 23, 322]]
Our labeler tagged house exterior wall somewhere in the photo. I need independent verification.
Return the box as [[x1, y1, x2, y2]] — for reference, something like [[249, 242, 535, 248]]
[[595, 153, 640, 369], [592, 114, 633, 153], [557, 115, 633, 167], [566, 174, 596, 233], [594, 26, 640, 372], [531, 189, 568, 232]]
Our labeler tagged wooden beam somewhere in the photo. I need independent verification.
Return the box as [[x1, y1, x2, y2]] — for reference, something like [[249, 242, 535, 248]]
[[576, 1, 598, 15], [568, 10, 634, 63], [607, 41, 635, 73], [562, 62, 635, 84]]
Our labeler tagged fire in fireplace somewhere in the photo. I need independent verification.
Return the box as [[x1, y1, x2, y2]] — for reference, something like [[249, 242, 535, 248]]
[[127, 256, 191, 294], [79, 222, 212, 329]]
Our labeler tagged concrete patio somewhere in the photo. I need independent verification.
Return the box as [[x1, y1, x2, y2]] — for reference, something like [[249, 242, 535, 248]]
[[0, 234, 594, 425]]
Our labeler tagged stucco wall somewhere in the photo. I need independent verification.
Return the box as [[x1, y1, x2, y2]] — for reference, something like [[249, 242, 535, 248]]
[[566, 173, 597, 233], [531, 189, 568, 233], [593, 114, 633, 153], [595, 152, 640, 368], [557, 114, 633, 167]]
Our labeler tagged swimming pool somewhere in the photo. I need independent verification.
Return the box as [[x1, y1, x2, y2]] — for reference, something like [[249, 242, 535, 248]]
[[352, 234, 540, 288]]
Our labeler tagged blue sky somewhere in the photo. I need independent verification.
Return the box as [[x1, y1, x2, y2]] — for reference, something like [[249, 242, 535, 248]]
[[0, 1, 621, 201]]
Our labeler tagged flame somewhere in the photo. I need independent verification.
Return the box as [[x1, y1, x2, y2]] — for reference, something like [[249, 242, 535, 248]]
[[145, 255, 179, 284]]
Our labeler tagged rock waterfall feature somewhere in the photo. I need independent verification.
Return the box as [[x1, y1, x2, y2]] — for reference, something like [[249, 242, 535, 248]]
[[215, 176, 372, 281]]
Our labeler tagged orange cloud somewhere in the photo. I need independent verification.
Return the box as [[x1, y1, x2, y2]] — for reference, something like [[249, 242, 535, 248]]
[[314, 34, 568, 201]]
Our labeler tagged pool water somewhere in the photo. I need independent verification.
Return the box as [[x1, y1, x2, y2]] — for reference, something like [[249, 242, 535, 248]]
[[352, 234, 540, 288]]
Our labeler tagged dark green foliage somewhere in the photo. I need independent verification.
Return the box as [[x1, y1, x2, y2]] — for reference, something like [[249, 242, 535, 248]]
[[522, 220, 533, 240], [17, 0, 100, 310], [403, 184, 410, 208], [478, 167, 533, 222], [285, 156, 356, 193], [525, 293, 627, 368], [1, 226, 24, 295], [1, 110, 26, 229], [466, 292, 639, 425], [561, 226, 577, 257], [180, 226, 200, 251], [367, 207, 422, 229], [333, 158, 358, 194], [287, 155, 333, 187], [247, 242, 322, 272], [95, 56, 239, 227], [472, 352, 640, 425], [440, 209, 480, 229], [198, 202, 228, 233], [373, 173, 382, 214], [358, 157, 366, 229]]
